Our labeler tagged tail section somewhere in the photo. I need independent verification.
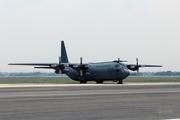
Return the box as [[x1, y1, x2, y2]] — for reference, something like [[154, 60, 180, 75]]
[[61, 41, 69, 63]]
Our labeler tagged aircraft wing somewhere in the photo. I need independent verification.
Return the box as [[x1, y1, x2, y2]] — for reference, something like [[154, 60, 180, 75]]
[[8, 63, 59, 69], [8, 63, 89, 69], [126, 64, 162, 71]]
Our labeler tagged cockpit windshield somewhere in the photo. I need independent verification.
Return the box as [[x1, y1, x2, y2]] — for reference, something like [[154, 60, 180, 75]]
[[119, 63, 127, 68]]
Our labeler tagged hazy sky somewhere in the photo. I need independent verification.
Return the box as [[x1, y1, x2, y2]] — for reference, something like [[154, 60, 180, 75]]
[[1, 0, 180, 72]]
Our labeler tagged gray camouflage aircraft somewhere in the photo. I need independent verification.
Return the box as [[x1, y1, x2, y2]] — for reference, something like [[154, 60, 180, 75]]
[[9, 41, 162, 84]]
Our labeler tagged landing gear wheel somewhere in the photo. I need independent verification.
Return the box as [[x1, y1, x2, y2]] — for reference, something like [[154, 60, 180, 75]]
[[96, 80, 104, 84], [80, 80, 87, 84], [117, 80, 123, 84]]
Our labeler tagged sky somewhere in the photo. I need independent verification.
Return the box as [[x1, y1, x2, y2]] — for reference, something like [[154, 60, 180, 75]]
[[0, 0, 180, 72]]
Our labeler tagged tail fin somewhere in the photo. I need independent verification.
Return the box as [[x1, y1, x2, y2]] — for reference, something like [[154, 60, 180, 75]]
[[61, 41, 69, 63]]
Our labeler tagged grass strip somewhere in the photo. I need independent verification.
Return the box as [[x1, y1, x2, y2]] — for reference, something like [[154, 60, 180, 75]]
[[0, 76, 179, 84]]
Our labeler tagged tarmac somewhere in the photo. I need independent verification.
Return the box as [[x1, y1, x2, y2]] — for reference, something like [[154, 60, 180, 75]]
[[0, 83, 180, 120]]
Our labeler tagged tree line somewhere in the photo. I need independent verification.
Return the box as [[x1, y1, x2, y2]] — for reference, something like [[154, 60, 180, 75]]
[[130, 71, 180, 76]]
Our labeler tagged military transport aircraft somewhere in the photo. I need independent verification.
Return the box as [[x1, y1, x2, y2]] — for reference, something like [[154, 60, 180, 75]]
[[9, 41, 162, 84]]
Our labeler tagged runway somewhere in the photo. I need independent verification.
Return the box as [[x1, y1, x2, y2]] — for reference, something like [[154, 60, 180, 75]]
[[0, 83, 180, 120]]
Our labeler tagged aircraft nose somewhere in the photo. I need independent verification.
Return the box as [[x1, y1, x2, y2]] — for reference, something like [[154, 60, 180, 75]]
[[122, 69, 130, 79], [126, 70, 130, 77]]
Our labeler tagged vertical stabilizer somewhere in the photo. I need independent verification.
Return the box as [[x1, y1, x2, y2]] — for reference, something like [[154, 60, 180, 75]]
[[61, 41, 69, 63]]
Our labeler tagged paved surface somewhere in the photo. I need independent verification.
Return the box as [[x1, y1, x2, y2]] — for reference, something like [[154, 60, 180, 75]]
[[0, 83, 180, 120]]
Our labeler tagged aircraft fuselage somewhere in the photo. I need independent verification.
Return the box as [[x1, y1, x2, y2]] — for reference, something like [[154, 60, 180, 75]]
[[65, 62, 130, 83]]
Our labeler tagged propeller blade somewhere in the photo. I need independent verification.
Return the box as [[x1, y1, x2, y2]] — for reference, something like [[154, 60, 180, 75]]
[[137, 69, 139, 75], [59, 56, 61, 64], [55, 69, 62, 74], [80, 57, 82, 65], [80, 57, 83, 76], [80, 70, 83, 76], [59, 69, 62, 74], [136, 58, 138, 66], [136, 58, 139, 75], [57, 56, 65, 73]]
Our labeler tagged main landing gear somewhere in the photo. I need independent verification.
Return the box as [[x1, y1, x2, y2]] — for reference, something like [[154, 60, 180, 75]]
[[96, 80, 104, 84], [79, 80, 123, 84], [79, 80, 87, 84], [117, 79, 123, 84]]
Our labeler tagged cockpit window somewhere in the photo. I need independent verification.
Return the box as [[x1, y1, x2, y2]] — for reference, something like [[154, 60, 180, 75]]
[[121, 63, 127, 68], [115, 64, 120, 68]]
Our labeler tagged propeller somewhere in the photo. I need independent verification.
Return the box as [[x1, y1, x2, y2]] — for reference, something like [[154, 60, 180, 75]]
[[58, 56, 62, 74], [78, 57, 89, 76], [80, 57, 83, 76], [54, 56, 65, 74], [71, 57, 89, 76], [80, 57, 82, 65], [129, 58, 140, 75], [136, 58, 139, 75]]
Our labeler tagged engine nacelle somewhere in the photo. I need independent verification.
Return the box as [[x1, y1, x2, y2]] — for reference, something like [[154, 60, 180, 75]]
[[128, 66, 138, 71], [55, 69, 69, 74]]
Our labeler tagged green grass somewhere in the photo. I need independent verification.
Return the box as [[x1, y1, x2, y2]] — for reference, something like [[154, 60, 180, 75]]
[[0, 76, 180, 84], [125, 76, 180, 82], [0, 77, 78, 84]]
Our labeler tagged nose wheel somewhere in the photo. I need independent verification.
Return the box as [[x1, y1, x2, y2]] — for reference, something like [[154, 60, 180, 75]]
[[117, 79, 123, 84]]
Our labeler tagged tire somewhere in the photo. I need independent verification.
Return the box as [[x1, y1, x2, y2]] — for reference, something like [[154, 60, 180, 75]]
[[117, 80, 123, 84], [96, 80, 104, 84], [80, 80, 87, 84]]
